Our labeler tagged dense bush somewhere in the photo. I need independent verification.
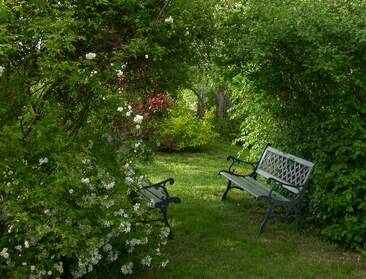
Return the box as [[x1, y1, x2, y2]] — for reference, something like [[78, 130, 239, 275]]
[[224, 0, 366, 252], [158, 101, 218, 151], [0, 0, 215, 277]]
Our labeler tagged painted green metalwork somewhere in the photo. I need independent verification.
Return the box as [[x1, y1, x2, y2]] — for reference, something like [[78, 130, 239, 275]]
[[138, 177, 181, 239], [219, 144, 315, 234]]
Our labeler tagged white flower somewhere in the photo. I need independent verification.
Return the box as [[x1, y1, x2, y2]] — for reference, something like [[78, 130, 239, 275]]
[[105, 181, 115, 190], [120, 221, 131, 233], [114, 209, 126, 217], [128, 105, 132, 110], [141, 256, 152, 267], [161, 259, 169, 268], [85, 52, 96, 60], [101, 199, 114, 208], [81, 178, 90, 184], [90, 70, 97, 76], [47, 271, 52, 275], [0, 248, 9, 259], [116, 70, 124, 77], [0, 66, 5, 77], [117, 106, 124, 112], [108, 251, 118, 262], [164, 16, 174, 24], [135, 124, 140, 130], [133, 203, 140, 212], [15, 245, 22, 251], [134, 142, 141, 149], [121, 262, 133, 275], [24, 241, 30, 248], [30, 265, 36, 271], [126, 111, 132, 117], [145, 54, 149, 59], [102, 220, 113, 228], [160, 227, 170, 239], [103, 243, 112, 252], [133, 114, 143, 124], [54, 262, 63, 274], [126, 238, 142, 253], [39, 157, 48, 165], [69, 189, 74, 194]]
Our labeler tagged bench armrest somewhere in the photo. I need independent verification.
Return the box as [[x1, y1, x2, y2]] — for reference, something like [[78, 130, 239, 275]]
[[226, 155, 257, 173], [147, 177, 175, 188], [139, 177, 175, 198]]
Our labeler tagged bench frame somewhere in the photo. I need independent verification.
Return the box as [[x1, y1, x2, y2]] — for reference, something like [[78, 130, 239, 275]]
[[138, 178, 181, 239], [219, 144, 315, 234]]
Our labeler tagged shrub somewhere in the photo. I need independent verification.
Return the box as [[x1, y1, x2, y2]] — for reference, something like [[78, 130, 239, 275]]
[[0, 90, 172, 278], [0, 0, 215, 277], [158, 104, 218, 151], [225, 0, 366, 252]]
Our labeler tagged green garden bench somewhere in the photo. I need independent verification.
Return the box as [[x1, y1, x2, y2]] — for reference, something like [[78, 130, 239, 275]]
[[219, 145, 315, 234], [138, 177, 181, 238]]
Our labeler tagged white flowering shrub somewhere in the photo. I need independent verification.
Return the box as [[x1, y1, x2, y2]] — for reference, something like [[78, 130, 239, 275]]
[[0, 110, 171, 278], [0, 0, 216, 277]]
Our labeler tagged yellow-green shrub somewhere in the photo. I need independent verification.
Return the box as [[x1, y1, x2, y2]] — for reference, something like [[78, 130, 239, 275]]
[[158, 106, 218, 151]]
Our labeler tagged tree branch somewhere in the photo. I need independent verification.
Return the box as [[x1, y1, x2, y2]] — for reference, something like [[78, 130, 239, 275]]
[[157, 0, 173, 19]]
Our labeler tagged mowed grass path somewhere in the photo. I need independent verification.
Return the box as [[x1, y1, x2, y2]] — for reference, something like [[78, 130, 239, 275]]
[[137, 142, 366, 279]]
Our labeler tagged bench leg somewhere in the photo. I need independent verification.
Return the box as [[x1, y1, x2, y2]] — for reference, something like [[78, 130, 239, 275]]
[[259, 203, 273, 235], [221, 180, 232, 201], [160, 206, 173, 239], [295, 204, 303, 234]]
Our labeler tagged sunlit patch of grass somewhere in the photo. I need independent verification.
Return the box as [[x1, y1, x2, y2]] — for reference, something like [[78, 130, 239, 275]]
[[137, 142, 366, 279]]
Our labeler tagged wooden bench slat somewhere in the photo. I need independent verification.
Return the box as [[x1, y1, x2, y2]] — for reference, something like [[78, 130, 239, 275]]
[[139, 188, 164, 205], [220, 172, 289, 202]]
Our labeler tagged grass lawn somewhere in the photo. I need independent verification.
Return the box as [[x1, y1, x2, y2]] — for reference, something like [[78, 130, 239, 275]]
[[137, 142, 366, 279]]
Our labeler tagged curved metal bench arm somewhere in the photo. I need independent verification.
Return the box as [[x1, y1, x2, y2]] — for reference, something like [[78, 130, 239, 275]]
[[140, 177, 175, 198], [226, 155, 257, 173]]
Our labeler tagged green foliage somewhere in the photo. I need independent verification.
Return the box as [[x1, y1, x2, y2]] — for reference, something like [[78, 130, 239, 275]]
[[158, 101, 218, 151], [0, 0, 216, 277], [225, 0, 366, 251]]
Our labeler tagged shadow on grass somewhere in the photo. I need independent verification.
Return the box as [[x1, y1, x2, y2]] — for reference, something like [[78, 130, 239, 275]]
[[136, 143, 366, 279]]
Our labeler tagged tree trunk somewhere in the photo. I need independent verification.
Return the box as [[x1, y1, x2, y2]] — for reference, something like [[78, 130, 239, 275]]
[[194, 85, 206, 118], [216, 88, 226, 120], [216, 84, 231, 120]]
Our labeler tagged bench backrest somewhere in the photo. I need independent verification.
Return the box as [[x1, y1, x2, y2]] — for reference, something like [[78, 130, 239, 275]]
[[256, 146, 315, 194]]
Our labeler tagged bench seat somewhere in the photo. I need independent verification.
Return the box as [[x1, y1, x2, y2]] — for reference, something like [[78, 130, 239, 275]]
[[219, 172, 289, 202]]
